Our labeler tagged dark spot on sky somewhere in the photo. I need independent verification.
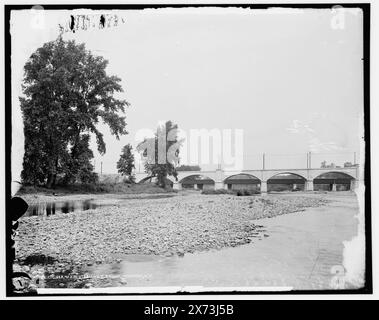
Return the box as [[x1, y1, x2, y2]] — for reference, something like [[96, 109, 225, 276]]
[[70, 15, 75, 33], [100, 15, 105, 28]]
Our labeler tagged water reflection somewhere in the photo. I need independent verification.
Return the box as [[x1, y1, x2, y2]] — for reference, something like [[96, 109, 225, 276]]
[[26, 199, 99, 217], [25, 194, 175, 217]]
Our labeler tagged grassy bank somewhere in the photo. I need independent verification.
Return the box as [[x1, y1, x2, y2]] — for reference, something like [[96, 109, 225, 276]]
[[17, 183, 176, 196], [16, 183, 177, 206]]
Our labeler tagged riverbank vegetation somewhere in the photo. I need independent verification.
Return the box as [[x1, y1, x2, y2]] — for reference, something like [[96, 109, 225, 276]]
[[17, 182, 176, 197], [201, 189, 261, 196]]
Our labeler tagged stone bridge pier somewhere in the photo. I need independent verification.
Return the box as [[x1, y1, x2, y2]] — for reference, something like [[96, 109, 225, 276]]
[[306, 180, 314, 191], [173, 181, 182, 190]]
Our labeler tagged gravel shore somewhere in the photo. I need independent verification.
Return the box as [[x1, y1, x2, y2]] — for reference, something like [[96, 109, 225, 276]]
[[15, 193, 328, 266]]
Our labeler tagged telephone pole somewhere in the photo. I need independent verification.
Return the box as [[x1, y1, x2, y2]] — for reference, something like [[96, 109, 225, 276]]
[[262, 153, 265, 170]]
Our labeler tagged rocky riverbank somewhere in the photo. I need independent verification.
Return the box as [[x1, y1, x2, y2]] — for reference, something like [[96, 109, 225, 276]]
[[15, 193, 328, 266]]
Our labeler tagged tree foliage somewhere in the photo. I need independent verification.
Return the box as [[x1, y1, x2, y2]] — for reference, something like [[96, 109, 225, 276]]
[[117, 144, 135, 183], [21, 37, 128, 187], [176, 165, 201, 171], [61, 134, 98, 185], [137, 121, 182, 188]]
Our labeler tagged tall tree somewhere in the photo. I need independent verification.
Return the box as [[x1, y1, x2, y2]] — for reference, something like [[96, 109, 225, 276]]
[[61, 134, 98, 185], [137, 121, 182, 188], [117, 144, 135, 183], [20, 37, 129, 187]]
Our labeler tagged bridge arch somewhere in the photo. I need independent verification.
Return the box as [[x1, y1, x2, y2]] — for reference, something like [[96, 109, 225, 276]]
[[313, 171, 355, 191], [138, 176, 174, 187], [179, 174, 215, 190], [223, 173, 261, 191], [138, 176, 153, 184], [267, 172, 307, 181], [267, 172, 307, 192], [224, 173, 261, 182]]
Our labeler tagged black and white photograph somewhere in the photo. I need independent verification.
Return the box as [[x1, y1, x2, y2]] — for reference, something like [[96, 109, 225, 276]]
[[2, 2, 374, 299]]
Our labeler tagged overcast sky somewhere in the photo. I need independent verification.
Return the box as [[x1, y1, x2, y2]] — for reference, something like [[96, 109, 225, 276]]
[[11, 7, 364, 176]]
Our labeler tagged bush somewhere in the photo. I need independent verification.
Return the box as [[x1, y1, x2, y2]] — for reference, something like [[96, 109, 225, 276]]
[[122, 176, 135, 184], [236, 189, 260, 196], [201, 189, 260, 196], [201, 189, 234, 195], [17, 182, 177, 195]]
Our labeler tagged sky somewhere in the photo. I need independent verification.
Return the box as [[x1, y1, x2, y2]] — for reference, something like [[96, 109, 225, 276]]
[[11, 7, 364, 177]]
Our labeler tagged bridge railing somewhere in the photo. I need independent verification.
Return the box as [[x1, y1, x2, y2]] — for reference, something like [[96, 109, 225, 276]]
[[94, 152, 359, 174]]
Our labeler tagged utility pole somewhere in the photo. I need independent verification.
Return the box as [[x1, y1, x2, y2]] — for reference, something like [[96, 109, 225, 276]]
[[354, 152, 356, 165], [100, 161, 103, 176], [306, 152, 309, 169], [262, 153, 265, 170]]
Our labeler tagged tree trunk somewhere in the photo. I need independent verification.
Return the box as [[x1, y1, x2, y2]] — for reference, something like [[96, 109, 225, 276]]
[[46, 156, 58, 188], [46, 173, 54, 189], [158, 174, 166, 188]]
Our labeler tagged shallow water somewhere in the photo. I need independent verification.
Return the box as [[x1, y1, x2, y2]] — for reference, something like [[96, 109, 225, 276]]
[[25, 199, 102, 217], [24, 194, 176, 216]]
